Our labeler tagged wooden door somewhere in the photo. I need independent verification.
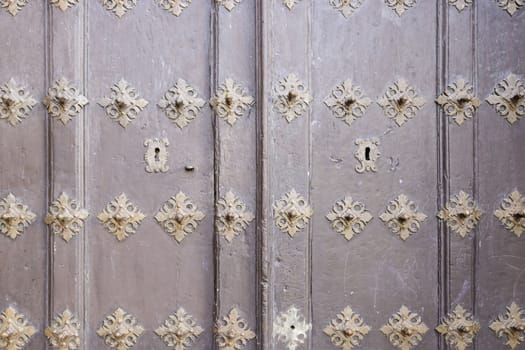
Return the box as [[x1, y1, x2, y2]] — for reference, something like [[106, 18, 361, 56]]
[[0, 1, 524, 350]]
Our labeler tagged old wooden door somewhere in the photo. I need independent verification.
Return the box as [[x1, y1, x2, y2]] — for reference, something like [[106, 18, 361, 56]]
[[0, 0, 524, 349]]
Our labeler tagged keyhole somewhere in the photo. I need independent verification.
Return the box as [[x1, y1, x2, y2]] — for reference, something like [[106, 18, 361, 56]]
[[154, 147, 160, 162], [365, 147, 371, 161]]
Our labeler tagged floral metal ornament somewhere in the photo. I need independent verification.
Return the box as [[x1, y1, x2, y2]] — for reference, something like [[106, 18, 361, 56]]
[[0, 79, 37, 126], [448, 0, 472, 11], [157, 0, 191, 16], [273, 189, 313, 237], [216, 0, 243, 11], [210, 79, 254, 126], [155, 192, 205, 243], [323, 306, 371, 349], [44, 309, 81, 350], [437, 191, 483, 238], [44, 78, 88, 125], [494, 190, 525, 237], [436, 305, 480, 350], [45, 193, 89, 242], [97, 308, 144, 350], [377, 79, 425, 126], [282, 0, 302, 10], [380, 306, 428, 350], [273, 74, 312, 123], [99, 79, 148, 128], [0, 0, 30, 16], [155, 308, 204, 350], [354, 138, 380, 173], [495, 0, 524, 15], [379, 194, 427, 241], [0, 194, 36, 240], [436, 79, 481, 126], [273, 306, 311, 350], [158, 79, 205, 129], [50, 0, 79, 11], [214, 308, 255, 350], [144, 138, 169, 173], [0, 306, 36, 350], [97, 193, 146, 241], [216, 191, 254, 243], [100, 0, 137, 17], [489, 302, 525, 349], [329, 0, 366, 17], [326, 196, 372, 241], [384, 0, 418, 16], [324, 80, 371, 127], [486, 74, 525, 125]]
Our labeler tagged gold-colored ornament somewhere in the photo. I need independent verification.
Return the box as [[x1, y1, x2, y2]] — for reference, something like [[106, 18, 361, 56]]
[[100, 0, 137, 17], [216, 0, 244, 12], [329, 0, 366, 17], [384, 0, 418, 16], [354, 138, 380, 173], [44, 78, 88, 125], [494, 0, 524, 15], [144, 138, 169, 173], [436, 79, 481, 126], [489, 302, 525, 349], [326, 196, 372, 241], [97, 194, 146, 241], [436, 305, 480, 350], [324, 80, 371, 127], [214, 308, 255, 350], [97, 308, 144, 350], [210, 79, 254, 126], [438, 191, 482, 238], [273, 189, 313, 237], [486, 74, 525, 125], [44, 309, 81, 350], [380, 305, 428, 350], [273, 306, 311, 350], [0, 306, 36, 350], [155, 308, 204, 350], [158, 79, 205, 129], [45, 193, 89, 242], [0, 194, 36, 240], [494, 190, 525, 237], [0, 0, 30, 16], [323, 306, 370, 349], [0, 79, 37, 126], [282, 0, 302, 10], [50, 0, 79, 11], [273, 74, 312, 123], [448, 0, 472, 11], [377, 79, 425, 126], [216, 191, 254, 243], [379, 194, 427, 241], [155, 192, 205, 243], [157, 0, 192, 16], [99, 79, 148, 128]]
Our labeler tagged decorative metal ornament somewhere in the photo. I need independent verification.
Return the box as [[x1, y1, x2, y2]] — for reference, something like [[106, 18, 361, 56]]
[[158, 79, 205, 129], [44, 78, 88, 125], [495, 0, 524, 15], [155, 308, 204, 350], [437, 191, 483, 238], [486, 74, 525, 125], [216, 191, 254, 243], [97, 193, 146, 241], [0, 193, 36, 240], [0, 79, 37, 126], [489, 302, 525, 349], [494, 190, 525, 237], [216, 0, 243, 11], [326, 196, 372, 241], [354, 138, 380, 173], [448, 0, 472, 11], [144, 138, 169, 173], [97, 308, 144, 350], [273, 74, 312, 123], [45, 193, 89, 242], [44, 309, 81, 350], [436, 79, 481, 126], [329, 0, 366, 17], [214, 308, 256, 350], [155, 192, 205, 243], [273, 306, 311, 350], [273, 189, 313, 237], [379, 194, 427, 241], [377, 79, 425, 126], [0, 307, 36, 350], [436, 305, 480, 350], [210, 79, 254, 126], [380, 306, 428, 350], [282, 0, 302, 10], [100, 0, 137, 17], [50, 0, 79, 11], [324, 80, 371, 127], [323, 306, 371, 349], [157, 0, 191, 16], [0, 0, 29, 16], [384, 0, 418, 16], [99, 79, 148, 128]]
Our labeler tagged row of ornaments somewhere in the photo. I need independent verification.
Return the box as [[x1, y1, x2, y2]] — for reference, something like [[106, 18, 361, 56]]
[[1, 75, 524, 129], [1, 0, 522, 17], [1, 303, 524, 350], [1, 188, 523, 243]]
